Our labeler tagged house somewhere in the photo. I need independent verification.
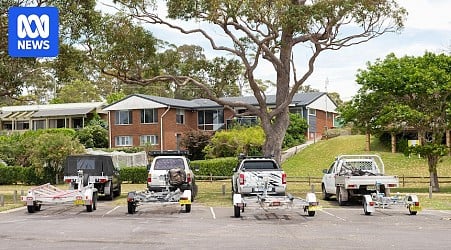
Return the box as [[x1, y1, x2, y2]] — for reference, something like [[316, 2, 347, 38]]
[[0, 102, 105, 132], [103, 92, 338, 149]]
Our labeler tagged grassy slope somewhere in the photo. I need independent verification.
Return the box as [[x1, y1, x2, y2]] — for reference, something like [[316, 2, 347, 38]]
[[282, 135, 451, 178]]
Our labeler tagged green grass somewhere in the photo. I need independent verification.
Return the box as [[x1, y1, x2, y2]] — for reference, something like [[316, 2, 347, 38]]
[[2, 135, 450, 211]]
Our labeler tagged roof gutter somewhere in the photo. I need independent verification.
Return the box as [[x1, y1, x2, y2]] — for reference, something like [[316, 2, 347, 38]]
[[160, 106, 171, 151]]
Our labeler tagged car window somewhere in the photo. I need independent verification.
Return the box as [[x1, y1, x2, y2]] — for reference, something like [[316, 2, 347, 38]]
[[154, 158, 185, 170], [242, 161, 278, 170], [327, 162, 335, 174]]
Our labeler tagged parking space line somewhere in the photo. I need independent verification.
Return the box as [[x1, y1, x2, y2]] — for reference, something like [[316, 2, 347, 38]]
[[210, 207, 216, 219], [103, 206, 121, 217], [320, 209, 346, 221]]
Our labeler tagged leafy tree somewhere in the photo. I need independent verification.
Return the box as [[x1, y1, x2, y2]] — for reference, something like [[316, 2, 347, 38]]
[[180, 130, 212, 160], [75, 124, 109, 149], [348, 52, 451, 191], [52, 79, 102, 103], [112, 0, 406, 162], [283, 113, 308, 148]]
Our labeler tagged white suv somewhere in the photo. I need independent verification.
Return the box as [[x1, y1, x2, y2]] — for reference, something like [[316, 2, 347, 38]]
[[147, 151, 197, 199]]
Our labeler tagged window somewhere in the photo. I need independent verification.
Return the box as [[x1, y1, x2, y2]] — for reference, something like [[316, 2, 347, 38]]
[[33, 120, 46, 130], [308, 109, 316, 116], [115, 110, 132, 125], [176, 109, 185, 124], [154, 158, 185, 170], [140, 135, 158, 146], [141, 109, 157, 124], [115, 136, 133, 146], [243, 161, 278, 170], [16, 121, 29, 130], [49, 119, 65, 128], [198, 109, 224, 131]]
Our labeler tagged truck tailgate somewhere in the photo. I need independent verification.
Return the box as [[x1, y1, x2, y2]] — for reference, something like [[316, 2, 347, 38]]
[[336, 175, 399, 188]]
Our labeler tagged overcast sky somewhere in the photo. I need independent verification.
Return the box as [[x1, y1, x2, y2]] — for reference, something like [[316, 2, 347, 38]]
[[99, 0, 451, 101]]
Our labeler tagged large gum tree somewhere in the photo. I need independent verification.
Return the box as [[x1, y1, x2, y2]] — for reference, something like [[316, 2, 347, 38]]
[[109, 0, 406, 162]]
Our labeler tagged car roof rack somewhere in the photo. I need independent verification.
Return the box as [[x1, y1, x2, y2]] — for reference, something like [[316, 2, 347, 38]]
[[148, 150, 190, 156], [238, 153, 274, 160]]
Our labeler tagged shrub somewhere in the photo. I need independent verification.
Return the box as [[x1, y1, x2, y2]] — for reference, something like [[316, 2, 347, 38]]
[[191, 157, 238, 177], [120, 166, 148, 183]]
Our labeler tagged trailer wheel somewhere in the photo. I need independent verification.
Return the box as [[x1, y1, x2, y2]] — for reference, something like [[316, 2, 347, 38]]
[[307, 210, 315, 217], [185, 204, 191, 213], [93, 192, 98, 211], [27, 205, 35, 213], [34, 204, 41, 211], [107, 184, 114, 200], [363, 202, 371, 215], [234, 205, 241, 218], [127, 202, 136, 214]]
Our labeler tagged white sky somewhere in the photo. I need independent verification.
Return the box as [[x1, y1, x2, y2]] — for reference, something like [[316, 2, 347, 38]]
[[98, 0, 451, 101]]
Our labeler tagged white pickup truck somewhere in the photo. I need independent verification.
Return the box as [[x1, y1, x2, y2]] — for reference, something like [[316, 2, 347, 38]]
[[321, 155, 399, 205]]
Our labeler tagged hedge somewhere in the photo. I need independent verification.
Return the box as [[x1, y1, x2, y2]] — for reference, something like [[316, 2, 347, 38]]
[[191, 157, 238, 177], [120, 166, 148, 183]]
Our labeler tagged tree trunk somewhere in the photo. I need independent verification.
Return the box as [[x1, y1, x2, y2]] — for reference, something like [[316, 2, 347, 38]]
[[391, 132, 396, 153], [427, 155, 440, 192], [365, 129, 371, 151], [261, 108, 290, 164], [446, 129, 451, 156]]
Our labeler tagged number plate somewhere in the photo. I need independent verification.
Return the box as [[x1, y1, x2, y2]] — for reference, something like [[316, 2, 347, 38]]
[[74, 199, 84, 205], [308, 205, 322, 211], [179, 199, 191, 205], [410, 205, 422, 211]]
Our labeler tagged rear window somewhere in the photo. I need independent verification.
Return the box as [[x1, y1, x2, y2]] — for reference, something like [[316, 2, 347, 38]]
[[242, 160, 278, 170], [154, 158, 185, 170]]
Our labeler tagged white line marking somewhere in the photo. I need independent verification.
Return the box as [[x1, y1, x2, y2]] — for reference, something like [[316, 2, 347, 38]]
[[320, 209, 346, 221], [210, 207, 216, 219], [103, 206, 121, 217]]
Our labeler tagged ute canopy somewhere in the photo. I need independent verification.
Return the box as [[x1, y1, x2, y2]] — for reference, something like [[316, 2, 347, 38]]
[[64, 154, 116, 176]]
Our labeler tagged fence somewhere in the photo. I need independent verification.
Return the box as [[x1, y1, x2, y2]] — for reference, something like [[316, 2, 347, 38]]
[[196, 175, 451, 187]]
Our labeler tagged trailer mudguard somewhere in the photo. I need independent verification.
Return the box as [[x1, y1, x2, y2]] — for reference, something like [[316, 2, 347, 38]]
[[233, 193, 244, 207], [363, 194, 376, 214], [305, 193, 317, 203], [179, 190, 192, 205]]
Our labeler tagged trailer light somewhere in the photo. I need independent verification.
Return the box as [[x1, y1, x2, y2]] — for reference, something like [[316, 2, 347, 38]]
[[27, 197, 33, 201], [187, 173, 191, 183], [309, 202, 318, 206], [99, 178, 107, 183], [76, 196, 82, 200], [239, 173, 245, 185], [127, 198, 134, 202], [180, 197, 188, 200], [387, 184, 397, 188], [414, 202, 420, 206], [147, 174, 151, 183], [369, 201, 375, 206], [64, 179, 72, 183], [347, 184, 357, 189], [270, 201, 281, 206], [282, 173, 287, 185]]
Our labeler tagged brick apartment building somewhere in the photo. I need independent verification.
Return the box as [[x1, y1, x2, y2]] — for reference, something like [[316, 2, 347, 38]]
[[103, 92, 338, 150]]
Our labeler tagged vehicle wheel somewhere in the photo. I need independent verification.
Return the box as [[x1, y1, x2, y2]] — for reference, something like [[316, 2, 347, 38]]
[[114, 183, 122, 197], [185, 204, 191, 213], [307, 210, 315, 217], [337, 188, 346, 206], [127, 202, 136, 214], [86, 204, 93, 212], [408, 206, 417, 215], [34, 204, 41, 211], [363, 202, 371, 215], [27, 205, 35, 213], [107, 184, 114, 201], [322, 185, 331, 200], [234, 205, 241, 218], [93, 192, 98, 211]]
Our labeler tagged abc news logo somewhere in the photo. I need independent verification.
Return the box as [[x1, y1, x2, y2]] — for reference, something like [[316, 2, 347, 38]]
[[8, 7, 59, 58]]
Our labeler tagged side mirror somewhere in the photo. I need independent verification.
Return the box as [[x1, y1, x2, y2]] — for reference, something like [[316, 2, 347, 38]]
[[192, 164, 200, 172], [147, 164, 151, 171], [322, 169, 328, 174]]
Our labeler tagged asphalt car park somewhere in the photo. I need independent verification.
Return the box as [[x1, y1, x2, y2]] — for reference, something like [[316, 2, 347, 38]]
[[1, 200, 450, 249]]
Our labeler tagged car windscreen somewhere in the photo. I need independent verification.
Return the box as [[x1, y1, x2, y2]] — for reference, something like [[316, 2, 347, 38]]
[[242, 160, 278, 170], [154, 158, 185, 170]]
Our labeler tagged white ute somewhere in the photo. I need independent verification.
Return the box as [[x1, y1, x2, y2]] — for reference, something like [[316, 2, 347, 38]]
[[232, 155, 320, 218]]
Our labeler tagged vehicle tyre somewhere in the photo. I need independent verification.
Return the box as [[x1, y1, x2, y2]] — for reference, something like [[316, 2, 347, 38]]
[[128, 202, 136, 214], [307, 210, 315, 217], [34, 204, 41, 211], [86, 204, 93, 212], [363, 202, 371, 215], [93, 192, 98, 211], [322, 184, 331, 200], [114, 183, 122, 197], [336, 188, 346, 206], [27, 205, 35, 213], [234, 205, 241, 218], [185, 204, 191, 213], [107, 183, 114, 201]]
